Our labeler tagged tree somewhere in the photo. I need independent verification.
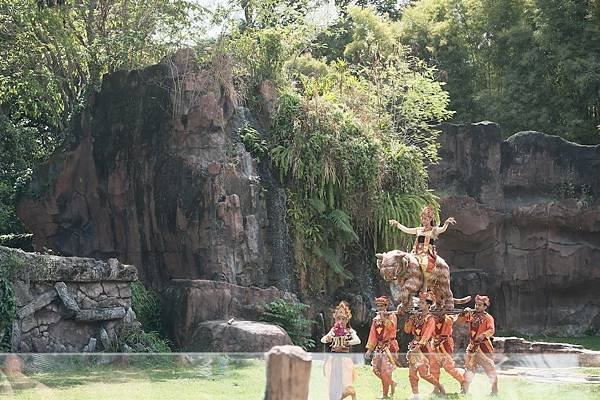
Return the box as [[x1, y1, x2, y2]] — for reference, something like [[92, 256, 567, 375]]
[[399, 0, 600, 143]]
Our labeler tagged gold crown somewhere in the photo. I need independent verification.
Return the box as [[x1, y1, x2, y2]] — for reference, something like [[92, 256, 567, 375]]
[[334, 301, 352, 321], [420, 204, 436, 219], [375, 296, 390, 307]]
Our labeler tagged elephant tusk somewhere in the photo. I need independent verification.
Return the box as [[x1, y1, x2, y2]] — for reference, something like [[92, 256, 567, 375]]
[[453, 296, 472, 304]]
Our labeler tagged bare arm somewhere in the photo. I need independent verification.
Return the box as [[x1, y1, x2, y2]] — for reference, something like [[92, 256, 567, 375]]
[[389, 220, 418, 234], [436, 217, 456, 234]]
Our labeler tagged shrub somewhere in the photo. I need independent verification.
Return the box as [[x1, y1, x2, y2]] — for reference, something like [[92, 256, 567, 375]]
[[260, 299, 315, 350]]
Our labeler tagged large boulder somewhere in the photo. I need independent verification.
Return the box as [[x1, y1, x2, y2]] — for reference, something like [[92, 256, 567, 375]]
[[189, 320, 292, 352], [161, 279, 295, 350]]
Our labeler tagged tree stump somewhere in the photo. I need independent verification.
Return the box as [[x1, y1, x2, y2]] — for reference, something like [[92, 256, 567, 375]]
[[264, 345, 312, 400]]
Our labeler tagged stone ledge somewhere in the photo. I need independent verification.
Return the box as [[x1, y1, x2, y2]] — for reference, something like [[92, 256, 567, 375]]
[[0, 246, 137, 282]]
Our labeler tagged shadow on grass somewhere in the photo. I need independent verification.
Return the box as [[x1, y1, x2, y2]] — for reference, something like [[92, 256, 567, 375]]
[[18, 356, 261, 390]]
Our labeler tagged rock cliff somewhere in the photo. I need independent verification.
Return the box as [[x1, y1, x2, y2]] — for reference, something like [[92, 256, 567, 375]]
[[432, 122, 600, 335]]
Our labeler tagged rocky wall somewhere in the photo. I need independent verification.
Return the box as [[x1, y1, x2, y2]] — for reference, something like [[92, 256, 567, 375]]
[[431, 122, 600, 335]]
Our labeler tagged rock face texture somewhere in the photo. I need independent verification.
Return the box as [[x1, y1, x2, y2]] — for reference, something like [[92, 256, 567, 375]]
[[431, 122, 600, 335], [0, 245, 138, 352], [16, 51, 299, 350], [17, 50, 291, 292]]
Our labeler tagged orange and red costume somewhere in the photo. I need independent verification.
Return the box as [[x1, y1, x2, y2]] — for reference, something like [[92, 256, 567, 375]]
[[457, 295, 498, 394], [404, 305, 445, 396], [366, 296, 398, 398], [430, 314, 465, 388]]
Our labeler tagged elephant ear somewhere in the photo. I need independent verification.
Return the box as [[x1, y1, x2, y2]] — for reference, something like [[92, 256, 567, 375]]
[[375, 253, 384, 269]]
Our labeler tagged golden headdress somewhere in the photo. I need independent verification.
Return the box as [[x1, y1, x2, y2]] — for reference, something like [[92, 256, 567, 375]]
[[475, 294, 490, 307], [420, 204, 436, 220], [333, 301, 352, 321]]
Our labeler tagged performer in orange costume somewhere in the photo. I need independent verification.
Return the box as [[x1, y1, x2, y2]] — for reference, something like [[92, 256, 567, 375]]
[[365, 296, 398, 399], [430, 311, 466, 393], [404, 292, 446, 399], [457, 294, 498, 395]]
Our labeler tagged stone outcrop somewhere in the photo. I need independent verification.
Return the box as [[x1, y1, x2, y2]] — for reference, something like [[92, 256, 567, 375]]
[[431, 122, 600, 335], [161, 279, 296, 349], [16, 50, 300, 350], [189, 320, 292, 352], [16, 50, 293, 292], [492, 337, 600, 368], [0, 245, 138, 352]]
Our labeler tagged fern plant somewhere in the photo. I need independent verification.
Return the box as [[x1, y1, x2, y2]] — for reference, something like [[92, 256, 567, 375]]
[[260, 299, 315, 350]]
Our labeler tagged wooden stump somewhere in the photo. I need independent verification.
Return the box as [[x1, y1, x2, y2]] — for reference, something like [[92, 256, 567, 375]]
[[264, 345, 312, 400]]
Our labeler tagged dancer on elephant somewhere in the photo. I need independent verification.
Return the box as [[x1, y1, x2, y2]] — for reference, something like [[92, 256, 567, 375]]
[[404, 292, 446, 399], [457, 294, 498, 396], [430, 308, 467, 394], [388, 204, 456, 292], [365, 296, 399, 399], [321, 301, 361, 400]]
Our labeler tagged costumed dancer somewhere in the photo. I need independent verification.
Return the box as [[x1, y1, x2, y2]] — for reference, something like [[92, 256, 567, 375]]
[[365, 296, 399, 399], [389, 204, 455, 291], [430, 310, 466, 393], [457, 294, 498, 395], [321, 301, 361, 400], [404, 292, 446, 399]]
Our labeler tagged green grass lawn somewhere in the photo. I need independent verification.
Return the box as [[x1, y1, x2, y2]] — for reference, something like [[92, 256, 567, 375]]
[[1, 359, 599, 400]]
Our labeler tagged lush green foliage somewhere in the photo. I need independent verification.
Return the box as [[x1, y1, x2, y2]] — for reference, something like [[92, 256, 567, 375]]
[[131, 281, 163, 334], [130, 281, 171, 352], [222, 6, 447, 279], [0, 253, 19, 350], [0, 114, 52, 234], [120, 325, 172, 353], [260, 299, 316, 350], [0, 0, 205, 130], [399, 0, 600, 144]]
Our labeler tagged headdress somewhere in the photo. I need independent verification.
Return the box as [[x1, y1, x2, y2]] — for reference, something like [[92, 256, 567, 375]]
[[475, 294, 490, 306], [375, 296, 390, 307], [420, 204, 435, 219], [333, 301, 352, 321]]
